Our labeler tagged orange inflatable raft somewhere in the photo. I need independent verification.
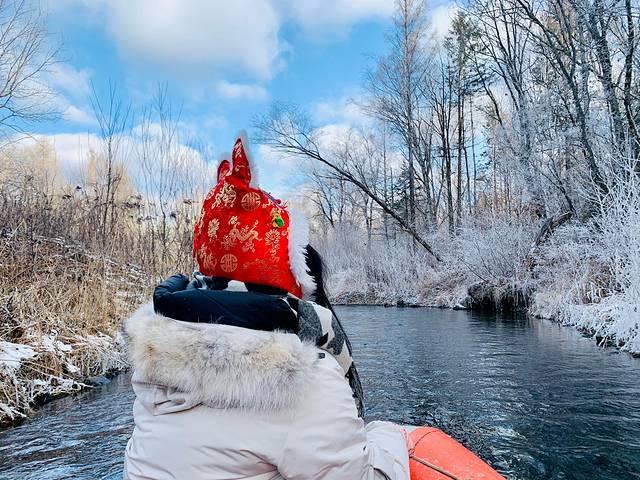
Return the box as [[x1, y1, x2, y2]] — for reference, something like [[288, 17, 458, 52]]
[[408, 427, 505, 480]]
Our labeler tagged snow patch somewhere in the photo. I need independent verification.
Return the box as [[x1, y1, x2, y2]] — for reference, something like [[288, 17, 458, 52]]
[[41, 334, 73, 354], [0, 342, 36, 372]]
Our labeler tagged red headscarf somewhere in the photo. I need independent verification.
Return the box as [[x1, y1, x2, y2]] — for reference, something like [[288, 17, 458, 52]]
[[193, 133, 314, 298]]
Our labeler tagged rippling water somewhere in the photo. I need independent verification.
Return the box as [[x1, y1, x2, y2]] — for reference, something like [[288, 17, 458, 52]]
[[1, 307, 639, 479]]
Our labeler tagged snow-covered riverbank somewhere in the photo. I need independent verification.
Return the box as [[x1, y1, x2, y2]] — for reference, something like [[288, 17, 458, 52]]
[[0, 334, 127, 424], [333, 275, 640, 357], [320, 200, 640, 357]]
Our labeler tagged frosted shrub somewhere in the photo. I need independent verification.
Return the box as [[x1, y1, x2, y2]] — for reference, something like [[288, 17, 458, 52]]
[[533, 163, 640, 353], [460, 215, 538, 284], [315, 216, 539, 307], [531, 225, 607, 319], [315, 225, 433, 304], [581, 164, 640, 351]]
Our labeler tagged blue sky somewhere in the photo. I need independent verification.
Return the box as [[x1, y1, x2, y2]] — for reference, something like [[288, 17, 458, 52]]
[[34, 0, 456, 196]]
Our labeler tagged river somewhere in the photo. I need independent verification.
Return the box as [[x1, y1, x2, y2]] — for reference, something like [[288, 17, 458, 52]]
[[1, 307, 639, 479]]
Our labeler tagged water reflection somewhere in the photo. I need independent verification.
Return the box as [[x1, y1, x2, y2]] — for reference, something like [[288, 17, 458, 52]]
[[348, 308, 640, 480]]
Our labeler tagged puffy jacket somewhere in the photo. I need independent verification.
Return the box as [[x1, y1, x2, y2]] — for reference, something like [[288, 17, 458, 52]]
[[123, 303, 410, 479]]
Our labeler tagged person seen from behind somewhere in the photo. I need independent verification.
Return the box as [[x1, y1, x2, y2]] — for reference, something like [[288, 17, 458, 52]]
[[123, 133, 411, 479]]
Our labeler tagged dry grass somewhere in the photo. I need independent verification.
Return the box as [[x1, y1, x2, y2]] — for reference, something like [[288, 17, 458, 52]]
[[0, 233, 150, 426], [0, 136, 200, 426]]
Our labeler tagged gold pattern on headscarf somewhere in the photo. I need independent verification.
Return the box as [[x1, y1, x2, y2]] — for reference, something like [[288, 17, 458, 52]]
[[212, 182, 236, 208], [221, 216, 260, 252], [241, 192, 261, 211], [198, 245, 217, 271], [220, 253, 238, 273], [207, 218, 220, 239], [265, 229, 281, 258]]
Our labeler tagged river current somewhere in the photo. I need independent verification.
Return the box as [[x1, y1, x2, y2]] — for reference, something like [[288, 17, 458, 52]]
[[1, 307, 639, 479]]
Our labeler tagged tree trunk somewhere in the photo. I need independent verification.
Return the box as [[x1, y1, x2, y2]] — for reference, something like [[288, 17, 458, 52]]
[[470, 96, 477, 211], [456, 92, 463, 231]]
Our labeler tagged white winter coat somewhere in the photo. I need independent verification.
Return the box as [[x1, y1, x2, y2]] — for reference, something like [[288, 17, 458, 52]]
[[123, 304, 410, 480]]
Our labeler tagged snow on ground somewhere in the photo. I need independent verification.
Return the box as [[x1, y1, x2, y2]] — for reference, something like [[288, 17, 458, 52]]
[[0, 333, 129, 425], [0, 342, 36, 372]]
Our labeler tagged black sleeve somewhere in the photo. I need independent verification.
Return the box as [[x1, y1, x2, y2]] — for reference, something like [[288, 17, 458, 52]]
[[154, 274, 190, 298], [153, 273, 202, 321], [153, 274, 298, 333]]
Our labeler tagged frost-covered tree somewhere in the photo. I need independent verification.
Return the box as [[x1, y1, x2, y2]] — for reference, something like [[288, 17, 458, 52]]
[[364, 0, 429, 232], [257, 0, 640, 351]]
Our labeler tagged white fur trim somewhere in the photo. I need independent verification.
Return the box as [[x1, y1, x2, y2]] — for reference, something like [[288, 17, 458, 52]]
[[288, 208, 316, 298], [124, 303, 318, 411], [236, 129, 259, 188]]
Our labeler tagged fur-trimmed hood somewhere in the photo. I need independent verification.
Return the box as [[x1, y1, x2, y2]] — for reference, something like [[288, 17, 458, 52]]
[[124, 303, 319, 412]]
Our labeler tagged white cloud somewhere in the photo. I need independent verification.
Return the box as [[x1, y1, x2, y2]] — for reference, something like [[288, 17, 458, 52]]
[[103, 0, 283, 80], [215, 81, 268, 101], [286, 0, 394, 34], [50, 0, 397, 82], [255, 143, 304, 196], [45, 63, 97, 126], [44, 133, 101, 167], [429, 4, 459, 41], [313, 123, 355, 151], [19, 132, 218, 196], [131, 122, 164, 139], [169, 115, 228, 143], [48, 63, 93, 100], [200, 114, 228, 130], [62, 105, 96, 126], [44, 0, 103, 18], [312, 95, 370, 128]]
